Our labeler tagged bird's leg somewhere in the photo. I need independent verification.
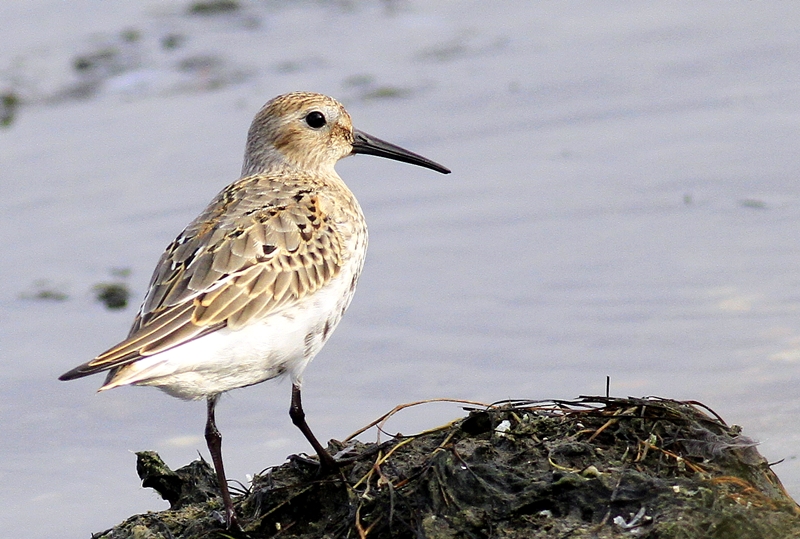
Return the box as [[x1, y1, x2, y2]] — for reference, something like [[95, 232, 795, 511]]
[[205, 395, 240, 530], [289, 383, 338, 472]]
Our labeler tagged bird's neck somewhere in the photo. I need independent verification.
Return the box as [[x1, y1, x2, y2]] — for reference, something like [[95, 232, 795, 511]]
[[241, 154, 337, 180]]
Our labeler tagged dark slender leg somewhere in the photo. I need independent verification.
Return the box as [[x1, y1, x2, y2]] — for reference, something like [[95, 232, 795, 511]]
[[205, 395, 240, 530], [289, 383, 338, 472]]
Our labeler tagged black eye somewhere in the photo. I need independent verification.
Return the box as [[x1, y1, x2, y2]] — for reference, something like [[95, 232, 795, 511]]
[[305, 111, 326, 129]]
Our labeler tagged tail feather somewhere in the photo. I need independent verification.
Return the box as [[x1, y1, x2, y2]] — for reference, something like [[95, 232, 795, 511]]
[[58, 353, 140, 381]]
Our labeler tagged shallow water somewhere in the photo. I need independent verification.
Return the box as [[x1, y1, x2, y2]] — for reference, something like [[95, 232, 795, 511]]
[[2, 2, 800, 537]]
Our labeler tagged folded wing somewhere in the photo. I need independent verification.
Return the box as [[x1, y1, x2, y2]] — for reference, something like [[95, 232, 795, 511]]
[[59, 176, 343, 380]]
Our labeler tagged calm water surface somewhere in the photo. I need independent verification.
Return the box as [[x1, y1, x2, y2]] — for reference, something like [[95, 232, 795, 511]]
[[2, 2, 800, 537]]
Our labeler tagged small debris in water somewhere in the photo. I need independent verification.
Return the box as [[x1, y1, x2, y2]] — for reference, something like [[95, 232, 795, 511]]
[[740, 198, 767, 209], [94, 267, 132, 310], [362, 86, 411, 100], [161, 33, 185, 50], [188, 0, 240, 15], [94, 282, 130, 310], [1, 91, 19, 127], [20, 280, 68, 302]]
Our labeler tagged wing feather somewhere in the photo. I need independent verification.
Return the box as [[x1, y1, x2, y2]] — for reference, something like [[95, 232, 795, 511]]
[[228, 292, 271, 330], [60, 175, 348, 380], [232, 264, 260, 289], [195, 291, 252, 326], [247, 268, 278, 297], [187, 251, 218, 291], [272, 271, 293, 301]]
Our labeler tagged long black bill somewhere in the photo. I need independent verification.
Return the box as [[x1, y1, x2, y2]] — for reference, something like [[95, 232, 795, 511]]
[[351, 129, 451, 174]]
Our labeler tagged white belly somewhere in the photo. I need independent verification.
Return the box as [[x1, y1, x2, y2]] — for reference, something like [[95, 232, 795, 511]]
[[101, 264, 360, 400]]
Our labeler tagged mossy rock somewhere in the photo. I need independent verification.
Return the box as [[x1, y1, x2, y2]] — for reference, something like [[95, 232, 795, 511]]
[[95, 397, 800, 538]]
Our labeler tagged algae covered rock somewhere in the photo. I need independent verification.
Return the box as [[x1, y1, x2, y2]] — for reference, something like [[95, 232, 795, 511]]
[[96, 397, 800, 538]]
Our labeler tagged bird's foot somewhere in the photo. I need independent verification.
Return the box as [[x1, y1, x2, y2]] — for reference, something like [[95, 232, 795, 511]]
[[221, 508, 243, 533], [289, 452, 341, 477], [317, 450, 340, 475]]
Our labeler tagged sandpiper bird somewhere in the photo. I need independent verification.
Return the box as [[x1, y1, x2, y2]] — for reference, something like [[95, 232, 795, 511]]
[[59, 91, 450, 528]]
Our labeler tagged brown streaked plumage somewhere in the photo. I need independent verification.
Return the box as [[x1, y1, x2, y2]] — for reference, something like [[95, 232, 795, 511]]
[[84, 174, 347, 371], [59, 91, 450, 529]]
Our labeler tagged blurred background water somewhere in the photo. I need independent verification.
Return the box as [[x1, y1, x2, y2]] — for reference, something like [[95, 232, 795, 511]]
[[2, 1, 800, 536]]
